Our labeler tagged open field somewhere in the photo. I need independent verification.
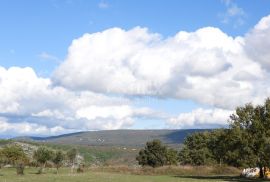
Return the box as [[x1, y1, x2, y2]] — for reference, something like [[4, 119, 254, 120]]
[[0, 167, 267, 182]]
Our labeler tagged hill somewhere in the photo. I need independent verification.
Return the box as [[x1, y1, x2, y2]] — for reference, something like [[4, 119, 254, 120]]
[[14, 129, 208, 148], [10, 129, 210, 166]]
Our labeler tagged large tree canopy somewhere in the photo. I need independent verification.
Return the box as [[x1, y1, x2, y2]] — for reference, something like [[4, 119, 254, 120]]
[[228, 98, 270, 178], [1, 145, 29, 175], [33, 146, 54, 174], [179, 98, 270, 178]]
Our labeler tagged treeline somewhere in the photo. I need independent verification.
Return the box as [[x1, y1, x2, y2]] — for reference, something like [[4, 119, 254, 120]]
[[137, 98, 270, 179], [181, 98, 270, 178], [0, 145, 82, 175]]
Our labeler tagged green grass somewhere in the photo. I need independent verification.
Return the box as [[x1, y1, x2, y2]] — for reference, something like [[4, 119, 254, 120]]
[[0, 167, 267, 182]]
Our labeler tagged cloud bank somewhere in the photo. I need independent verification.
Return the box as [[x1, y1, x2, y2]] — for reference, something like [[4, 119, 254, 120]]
[[0, 66, 160, 136], [1, 15, 270, 136], [54, 15, 270, 109]]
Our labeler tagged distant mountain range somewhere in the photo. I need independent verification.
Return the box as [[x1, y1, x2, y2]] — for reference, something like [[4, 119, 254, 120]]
[[14, 129, 209, 148]]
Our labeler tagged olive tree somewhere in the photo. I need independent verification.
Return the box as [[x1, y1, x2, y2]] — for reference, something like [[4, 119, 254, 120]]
[[52, 150, 65, 174], [2, 145, 29, 175], [67, 148, 77, 173], [33, 146, 53, 174]]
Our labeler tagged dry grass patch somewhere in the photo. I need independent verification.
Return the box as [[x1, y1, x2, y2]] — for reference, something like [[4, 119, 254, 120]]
[[90, 165, 241, 176]]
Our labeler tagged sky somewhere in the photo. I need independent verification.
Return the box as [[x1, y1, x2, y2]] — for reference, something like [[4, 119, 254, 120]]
[[0, 0, 270, 137]]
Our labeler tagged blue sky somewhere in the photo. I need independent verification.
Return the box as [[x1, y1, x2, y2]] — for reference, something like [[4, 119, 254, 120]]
[[0, 0, 270, 137], [1, 0, 269, 72]]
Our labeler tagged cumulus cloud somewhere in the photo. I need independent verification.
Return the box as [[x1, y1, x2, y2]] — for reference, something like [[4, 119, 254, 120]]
[[0, 66, 160, 136], [0, 117, 75, 136], [167, 108, 233, 129], [2, 15, 270, 135], [53, 18, 270, 109], [245, 15, 270, 71]]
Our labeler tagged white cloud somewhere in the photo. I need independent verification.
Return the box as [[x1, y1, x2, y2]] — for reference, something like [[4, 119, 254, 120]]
[[76, 105, 132, 120], [0, 117, 75, 136], [2, 15, 270, 135], [0, 66, 159, 135], [245, 14, 270, 71], [167, 108, 233, 129], [53, 20, 270, 109]]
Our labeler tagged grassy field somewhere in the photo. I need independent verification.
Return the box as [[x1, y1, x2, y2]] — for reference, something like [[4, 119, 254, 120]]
[[0, 167, 267, 182]]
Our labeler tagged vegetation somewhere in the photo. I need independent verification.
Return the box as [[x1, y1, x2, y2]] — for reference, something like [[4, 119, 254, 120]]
[[2, 98, 270, 180], [16, 129, 206, 148], [47, 143, 121, 164], [1, 145, 29, 175], [52, 150, 65, 174], [136, 139, 178, 167], [33, 146, 54, 174], [179, 98, 270, 178], [166, 148, 178, 165], [228, 98, 270, 178], [67, 148, 77, 173]]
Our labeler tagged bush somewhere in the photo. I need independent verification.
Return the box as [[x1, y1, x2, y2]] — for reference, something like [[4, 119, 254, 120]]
[[136, 139, 178, 168]]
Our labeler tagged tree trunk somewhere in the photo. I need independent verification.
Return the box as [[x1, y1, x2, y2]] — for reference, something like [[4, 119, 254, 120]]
[[259, 165, 264, 178], [70, 162, 75, 173], [219, 158, 222, 166], [16, 164, 24, 175], [38, 163, 46, 174], [38, 166, 43, 174]]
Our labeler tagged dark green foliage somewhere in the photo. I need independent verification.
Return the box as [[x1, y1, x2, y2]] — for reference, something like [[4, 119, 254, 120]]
[[67, 148, 77, 163], [1, 145, 28, 175], [67, 148, 77, 173], [227, 98, 270, 178], [207, 129, 227, 166], [136, 139, 178, 168], [179, 132, 215, 166], [52, 150, 65, 173], [166, 148, 178, 165], [34, 146, 53, 164], [33, 146, 53, 174], [0, 148, 4, 166], [178, 98, 270, 179]]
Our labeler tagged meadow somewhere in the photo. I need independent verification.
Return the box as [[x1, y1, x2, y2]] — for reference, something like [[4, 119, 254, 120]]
[[0, 167, 267, 182]]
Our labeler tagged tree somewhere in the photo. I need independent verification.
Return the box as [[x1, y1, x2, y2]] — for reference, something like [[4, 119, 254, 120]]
[[52, 150, 65, 174], [2, 145, 29, 175], [207, 129, 227, 166], [136, 139, 176, 168], [177, 98, 270, 179], [178, 132, 214, 165], [0, 148, 4, 168], [166, 148, 178, 165], [67, 148, 77, 173], [228, 99, 270, 178], [33, 146, 53, 174]]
